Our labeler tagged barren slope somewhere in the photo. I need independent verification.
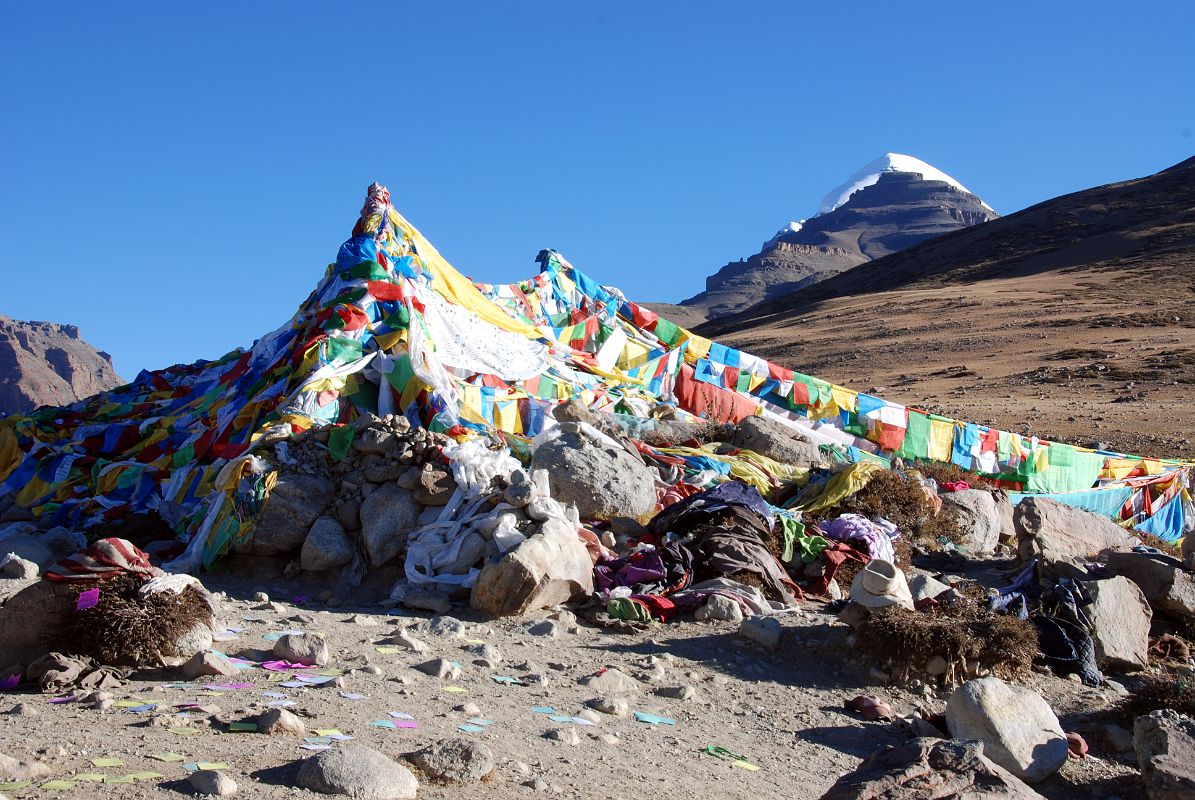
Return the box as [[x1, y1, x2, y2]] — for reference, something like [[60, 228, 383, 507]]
[[700, 156, 1195, 459]]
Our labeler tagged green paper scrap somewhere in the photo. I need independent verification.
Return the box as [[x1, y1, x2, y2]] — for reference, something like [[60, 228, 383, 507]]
[[633, 711, 676, 726], [466, 718, 495, 726], [370, 719, 397, 729], [548, 714, 575, 723], [457, 724, 486, 733], [531, 706, 556, 714], [169, 727, 203, 736], [704, 745, 760, 771], [40, 780, 77, 790], [441, 685, 467, 693], [304, 737, 332, 745], [90, 757, 125, 767], [0, 781, 32, 791], [72, 773, 106, 782], [196, 762, 229, 771], [128, 771, 165, 781], [375, 646, 401, 654], [229, 721, 258, 732], [316, 668, 345, 677], [149, 752, 187, 762]]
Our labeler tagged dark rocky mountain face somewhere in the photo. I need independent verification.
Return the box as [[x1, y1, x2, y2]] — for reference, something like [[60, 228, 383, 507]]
[[669, 170, 997, 322], [0, 316, 124, 416]]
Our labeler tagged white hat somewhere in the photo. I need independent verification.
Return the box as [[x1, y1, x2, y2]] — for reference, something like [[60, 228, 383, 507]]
[[849, 560, 914, 610]]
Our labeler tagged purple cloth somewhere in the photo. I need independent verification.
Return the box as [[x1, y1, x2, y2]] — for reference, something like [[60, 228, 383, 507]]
[[649, 481, 774, 536], [817, 513, 898, 562], [595, 551, 667, 594]]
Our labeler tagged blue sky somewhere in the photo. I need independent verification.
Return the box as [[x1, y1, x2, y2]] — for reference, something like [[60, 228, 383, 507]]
[[2, 2, 1192, 377]]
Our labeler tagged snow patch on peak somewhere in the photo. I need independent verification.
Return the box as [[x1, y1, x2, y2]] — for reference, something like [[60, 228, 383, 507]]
[[762, 220, 804, 249], [817, 153, 993, 215]]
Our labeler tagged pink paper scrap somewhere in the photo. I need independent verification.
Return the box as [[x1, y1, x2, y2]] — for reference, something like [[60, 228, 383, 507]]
[[261, 661, 314, 672], [76, 587, 100, 611], [393, 720, 418, 729]]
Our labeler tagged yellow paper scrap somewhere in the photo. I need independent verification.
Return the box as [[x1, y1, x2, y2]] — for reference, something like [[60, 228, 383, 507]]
[[195, 762, 229, 770], [441, 686, 467, 693], [374, 647, 401, 654], [314, 729, 342, 737], [168, 727, 203, 736], [41, 780, 77, 790], [72, 773, 107, 782]]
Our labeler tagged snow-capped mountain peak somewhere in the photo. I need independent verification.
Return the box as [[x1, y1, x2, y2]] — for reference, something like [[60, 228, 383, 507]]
[[817, 153, 994, 215]]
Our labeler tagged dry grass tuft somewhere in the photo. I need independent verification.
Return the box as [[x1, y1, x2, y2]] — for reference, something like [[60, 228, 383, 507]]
[[1117, 672, 1195, 722], [854, 603, 1038, 686], [69, 573, 213, 666]]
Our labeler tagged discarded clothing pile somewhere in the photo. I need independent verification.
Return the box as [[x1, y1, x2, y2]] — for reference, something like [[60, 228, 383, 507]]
[[988, 560, 1103, 686], [593, 483, 801, 623]]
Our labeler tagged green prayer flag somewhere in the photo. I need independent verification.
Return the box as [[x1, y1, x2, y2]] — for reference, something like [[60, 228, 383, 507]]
[[328, 425, 354, 462], [895, 411, 931, 460], [653, 318, 681, 347]]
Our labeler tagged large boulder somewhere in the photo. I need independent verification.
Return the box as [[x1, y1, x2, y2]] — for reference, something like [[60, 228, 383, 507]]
[[1106, 551, 1195, 620], [295, 745, 418, 799], [1014, 497, 1138, 575], [940, 489, 1002, 555], [529, 427, 656, 521], [246, 473, 335, 555], [1133, 710, 1195, 800], [944, 678, 1068, 783], [471, 516, 593, 617], [818, 738, 1045, 800], [730, 416, 822, 469], [301, 517, 355, 572], [0, 579, 79, 665], [358, 484, 421, 567], [1084, 576, 1151, 671]]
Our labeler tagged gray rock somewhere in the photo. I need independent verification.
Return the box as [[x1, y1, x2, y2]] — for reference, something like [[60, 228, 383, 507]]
[[301, 517, 355, 572], [170, 622, 215, 659], [1184, 532, 1195, 572], [259, 707, 305, 736], [908, 574, 951, 603], [579, 668, 641, 695], [470, 516, 594, 617], [409, 615, 467, 639], [272, 633, 330, 666], [295, 745, 418, 799], [1102, 722, 1134, 753], [1107, 551, 1195, 620], [739, 615, 782, 649], [1084, 576, 1151, 671], [358, 484, 421, 567], [0, 752, 52, 782], [694, 594, 743, 623], [945, 677, 1068, 783], [1014, 498, 1138, 577], [730, 415, 823, 469], [413, 466, 456, 507], [0, 554, 39, 580], [529, 429, 656, 521], [655, 685, 696, 700], [587, 696, 630, 716], [410, 739, 494, 782], [390, 630, 428, 653], [189, 769, 237, 796], [414, 658, 461, 680], [527, 620, 559, 638], [545, 727, 580, 745], [181, 651, 238, 679], [36, 527, 85, 560], [940, 490, 1002, 555], [246, 473, 335, 555], [0, 535, 53, 567], [401, 589, 452, 615], [818, 738, 1045, 799], [353, 427, 397, 456], [1134, 709, 1195, 800]]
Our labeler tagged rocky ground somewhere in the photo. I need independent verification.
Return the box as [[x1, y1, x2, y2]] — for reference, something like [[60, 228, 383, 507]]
[[0, 556, 1165, 800]]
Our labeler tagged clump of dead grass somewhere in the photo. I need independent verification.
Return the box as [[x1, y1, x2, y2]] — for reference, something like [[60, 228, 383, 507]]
[[69, 573, 213, 665], [854, 603, 1038, 686], [1117, 672, 1195, 722], [808, 469, 965, 552], [911, 462, 997, 490]]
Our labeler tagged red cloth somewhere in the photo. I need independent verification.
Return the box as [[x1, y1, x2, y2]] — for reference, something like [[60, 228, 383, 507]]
[[44, 538, 160, 583], [674, 364, 759, 424], [940, 481, 971, 493], [367, 280, 404, 301]]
